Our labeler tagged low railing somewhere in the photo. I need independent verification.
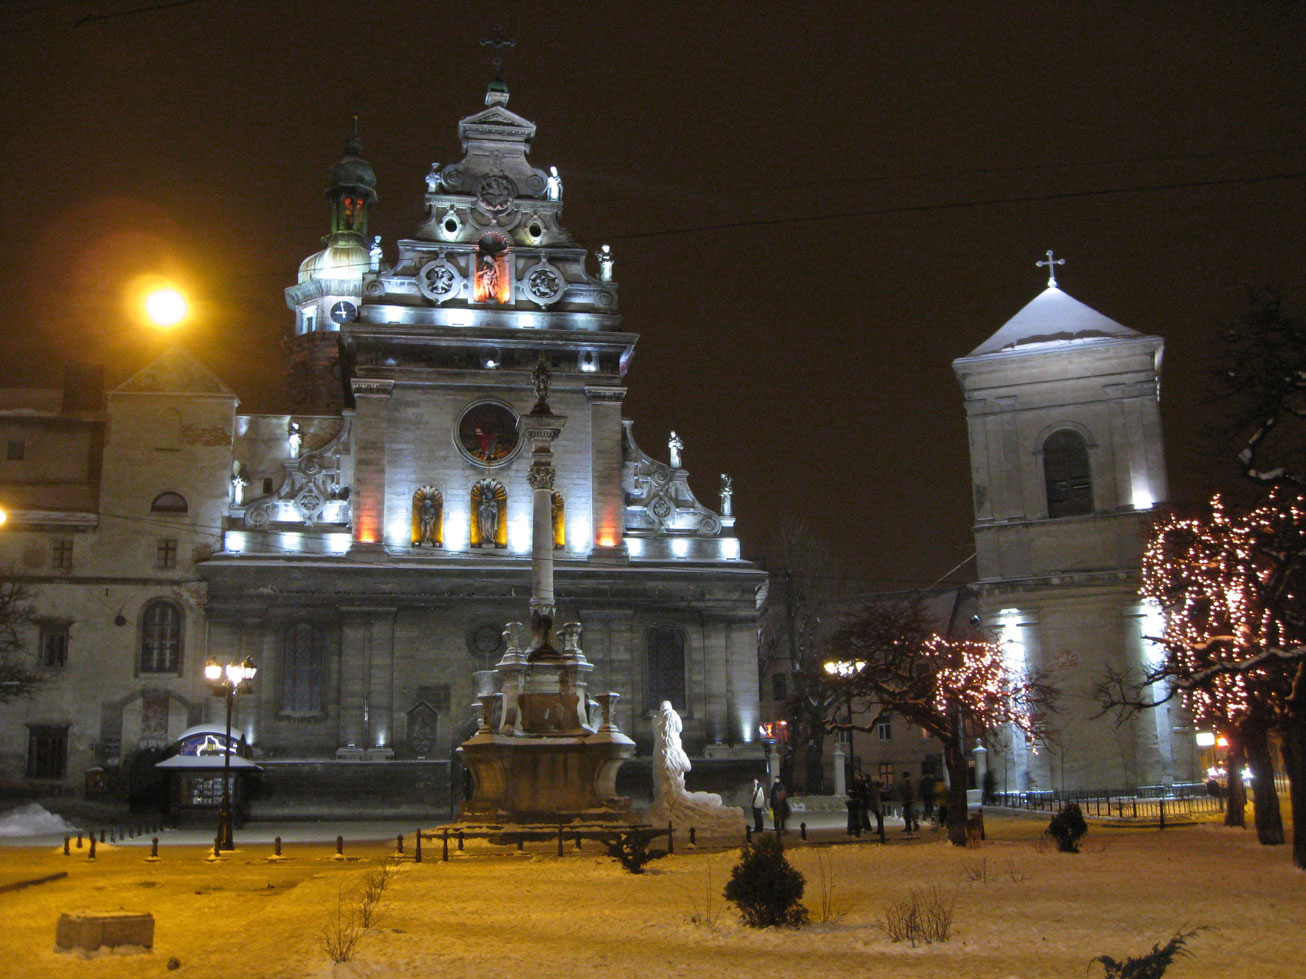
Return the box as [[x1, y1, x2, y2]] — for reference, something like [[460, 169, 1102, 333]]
[[991, 789, 1226, 820]]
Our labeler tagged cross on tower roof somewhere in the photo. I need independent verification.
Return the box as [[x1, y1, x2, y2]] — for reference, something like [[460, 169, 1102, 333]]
[[1037, 249, 1066, 288], [481, 26, 516, 80]]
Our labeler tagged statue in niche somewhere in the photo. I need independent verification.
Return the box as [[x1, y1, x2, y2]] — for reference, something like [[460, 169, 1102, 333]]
[[412, 486, 442, 547], [597, 243, 613, 282], [532, 355, 552, 412], [720, 473, 733, 517], [425, 163, 442, 193], [231, 464, 248, 506], [545, 166, 562, 201], [645, 701, 746, 835], [287, 421, 302, 459], [477, 253, 501, 302], [478, 493, 499, 547], [668, 431, 683, 469]]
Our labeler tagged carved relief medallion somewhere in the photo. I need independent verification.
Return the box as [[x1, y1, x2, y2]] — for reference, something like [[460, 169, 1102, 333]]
[[476, 175, 517, 212], [417, 259, 460, 303]]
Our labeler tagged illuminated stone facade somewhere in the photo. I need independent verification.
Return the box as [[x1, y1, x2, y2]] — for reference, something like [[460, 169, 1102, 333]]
[[0, 85, 764, 813], [953, 284, 1199, 793]]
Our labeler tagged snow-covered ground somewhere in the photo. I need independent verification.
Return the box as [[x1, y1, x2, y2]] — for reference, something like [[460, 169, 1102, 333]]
[[0, 812, 1300, 978]]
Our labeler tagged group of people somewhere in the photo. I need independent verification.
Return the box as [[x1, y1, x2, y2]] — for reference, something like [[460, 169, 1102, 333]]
[[750, 776, 791, 832], [749, 771, 955, 837]]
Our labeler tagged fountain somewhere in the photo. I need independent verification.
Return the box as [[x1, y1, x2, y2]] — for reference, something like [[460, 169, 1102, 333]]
[[455, 358, 636, 824]]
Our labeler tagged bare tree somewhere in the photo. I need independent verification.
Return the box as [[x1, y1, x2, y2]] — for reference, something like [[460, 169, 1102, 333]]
[[0, 577, 45, 704]]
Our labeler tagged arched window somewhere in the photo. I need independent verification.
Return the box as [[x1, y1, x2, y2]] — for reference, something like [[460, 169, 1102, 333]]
[[1043, 429, 1092, 517], [647, 626, 686, 711], [151, 491, 188, 513], [282, 622, 326, 714], [139, 599, 183, 673]]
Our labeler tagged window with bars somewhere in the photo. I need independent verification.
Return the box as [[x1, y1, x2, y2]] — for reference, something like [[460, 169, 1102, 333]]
[[40, 622, 69, 668], [156, 539, 178, 569], [282, 622, 326, 714], [1043, 429, 1092, 518], [26, 725, 68, 779], [139, 599, 182, 673], [51, 538, 73, 570], [647, 626, 686, 711]]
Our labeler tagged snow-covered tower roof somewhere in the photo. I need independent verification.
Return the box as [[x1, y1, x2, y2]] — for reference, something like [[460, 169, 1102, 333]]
[[963, 285, 1144, 358]]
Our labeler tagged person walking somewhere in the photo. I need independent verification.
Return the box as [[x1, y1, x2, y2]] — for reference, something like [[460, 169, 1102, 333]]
[[769, 775, 789, 832], [898, 771, 918, 832], [749, 778, 767, 833]]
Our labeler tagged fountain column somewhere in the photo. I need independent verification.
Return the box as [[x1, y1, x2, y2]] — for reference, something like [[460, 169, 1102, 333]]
[[525, 356, 565, 657]]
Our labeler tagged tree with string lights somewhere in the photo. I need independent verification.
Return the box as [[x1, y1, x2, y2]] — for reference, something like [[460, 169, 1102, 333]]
[[819, 600, 1052, 847]]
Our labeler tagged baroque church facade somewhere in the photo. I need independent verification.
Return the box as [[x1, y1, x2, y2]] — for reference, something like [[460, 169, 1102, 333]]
[[0, 83, 765, 814]]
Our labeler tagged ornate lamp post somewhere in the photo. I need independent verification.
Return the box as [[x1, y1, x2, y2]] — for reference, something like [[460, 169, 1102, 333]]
[[204, 656, 257, 851]]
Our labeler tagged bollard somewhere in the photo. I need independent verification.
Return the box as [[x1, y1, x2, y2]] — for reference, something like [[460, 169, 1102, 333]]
[[667, 821, 674, 855], [557, 825, 564, 857], [76, 833, 83, 849], [414, 832, 422, 864], [213, 838, 220, 859], [689, 827, 696, 847], [64, 836, 70, 856], [1159, 799, 1166, 831], [745, 824, 752, 844], [442, 828, 449, 863], [336, 835, 344, 857], [396, 834, 404, 855], [800, 822, 807, 841], [575, 833, 582, 850], [457, 830, 464, 852], [151, 837, 159, 859], [109, 828, 115, 844], [274, 836, 282, 857], [88, 836, 96, 860], [517, 834, 524, 851], [100, 829, 106, 844]]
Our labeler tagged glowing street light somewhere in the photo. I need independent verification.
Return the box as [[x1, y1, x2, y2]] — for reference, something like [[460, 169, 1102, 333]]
[[144, 287, 188, 328], [204, 656, 257, 852]]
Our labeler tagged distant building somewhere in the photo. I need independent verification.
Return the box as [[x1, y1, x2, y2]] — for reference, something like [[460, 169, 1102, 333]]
[[0, 83, 765, 815]]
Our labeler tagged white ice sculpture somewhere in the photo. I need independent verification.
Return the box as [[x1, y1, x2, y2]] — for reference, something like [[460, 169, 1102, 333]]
[[645, 701, 746, 836]]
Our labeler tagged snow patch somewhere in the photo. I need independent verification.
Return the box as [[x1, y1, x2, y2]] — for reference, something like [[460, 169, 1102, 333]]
[[0, 802, 81, 838]]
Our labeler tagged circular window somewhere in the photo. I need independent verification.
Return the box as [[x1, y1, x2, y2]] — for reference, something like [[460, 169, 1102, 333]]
[[528, 220, 544, 239], [456, 401, 521, 467]]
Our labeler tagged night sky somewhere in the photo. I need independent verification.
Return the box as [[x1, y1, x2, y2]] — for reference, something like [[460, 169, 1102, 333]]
[[3, 2, 1303, 587]]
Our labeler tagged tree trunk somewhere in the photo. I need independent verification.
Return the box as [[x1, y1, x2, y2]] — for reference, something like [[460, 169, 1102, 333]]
[[1243, 721, 1285, 845], [1225, 741, 1246, 828], [943, 735, 969, 846], [1281, 713, 1306, 870], [804, 729, 825, 796]]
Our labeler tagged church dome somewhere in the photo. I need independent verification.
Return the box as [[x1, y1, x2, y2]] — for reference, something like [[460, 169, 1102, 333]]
[[298, 235, 369, 284]]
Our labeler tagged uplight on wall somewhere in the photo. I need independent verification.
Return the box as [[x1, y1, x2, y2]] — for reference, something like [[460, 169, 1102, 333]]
[[671, 538, 689, 558], [626, 537, 644, 557]]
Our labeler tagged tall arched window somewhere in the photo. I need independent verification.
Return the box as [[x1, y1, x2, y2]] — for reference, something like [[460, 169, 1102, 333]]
[[1043, 429, 1092, 517], [139, 599, 183, 673], [647, 626, 686, 711], [282, 622, 326, 714]]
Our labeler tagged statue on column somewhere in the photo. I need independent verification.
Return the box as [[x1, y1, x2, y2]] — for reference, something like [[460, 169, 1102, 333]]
[[532, 355, 552, 413], [230, 464, 248, 506], [425, 163, 442, 193], [597, 244, 614, 282], [369, 235, 382, 272], [668, 431, 683, 469], [545, 166, 563, 201], [720, 473, 733, 517]]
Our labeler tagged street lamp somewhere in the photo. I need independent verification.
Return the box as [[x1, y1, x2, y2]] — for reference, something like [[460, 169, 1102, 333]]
[[204, 656, 257, 851], [823, 660, 865, 792]]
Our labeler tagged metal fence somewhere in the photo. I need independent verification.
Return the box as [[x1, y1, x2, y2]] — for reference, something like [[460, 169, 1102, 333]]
[[992, 787, 1226, 820]]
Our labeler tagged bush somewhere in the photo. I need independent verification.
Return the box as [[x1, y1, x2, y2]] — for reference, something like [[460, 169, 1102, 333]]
[[724, 833, 809, 928], [1047, 802, 1088, 853], [1092, 928, 1201, 978], [878, 885, 956, 947], [602, 829, 667, 874]]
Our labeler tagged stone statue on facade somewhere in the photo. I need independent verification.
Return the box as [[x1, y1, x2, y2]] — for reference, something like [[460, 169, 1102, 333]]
[[476, 255, 500, 302], [597, 244, 613, 283], [418, 495, 439, 546], [668, 431, 683, 469], [545, 165, 562, 201], [231, 465, 247, 506], [531, 355, 552, 413], [479, 493, 499, 546], [720, 473, 733, 517], [425, 163, 442, 193], [370, 236, 382, 272], [645, 701, 746, 835], [287, 421, 302, 459]]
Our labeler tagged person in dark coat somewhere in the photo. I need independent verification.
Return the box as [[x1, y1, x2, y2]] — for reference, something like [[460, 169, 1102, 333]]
[[864, 775, 884, 838], [898, 771, 918, 832], [845, 780, 863, 836], [749, 778, 767, 833], [919, 774, 936, 824], [769, 776, 789, 832]]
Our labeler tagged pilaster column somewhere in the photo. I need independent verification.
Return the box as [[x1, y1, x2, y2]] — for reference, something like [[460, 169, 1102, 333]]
[[350, 378, 393, 546], [585, 386, 626, 551]]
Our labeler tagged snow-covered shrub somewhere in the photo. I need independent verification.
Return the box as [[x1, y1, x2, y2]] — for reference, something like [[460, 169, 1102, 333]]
[[320, 882, 366, 963], [1047, 802, 1088, 853], [878, 885, 956, 947], [723, 833, 809, 928]]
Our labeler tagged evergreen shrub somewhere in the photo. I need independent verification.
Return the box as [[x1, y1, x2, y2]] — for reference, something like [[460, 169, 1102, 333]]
[[723, 833, 809, 928], [1047, 802, 1088, 853]]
